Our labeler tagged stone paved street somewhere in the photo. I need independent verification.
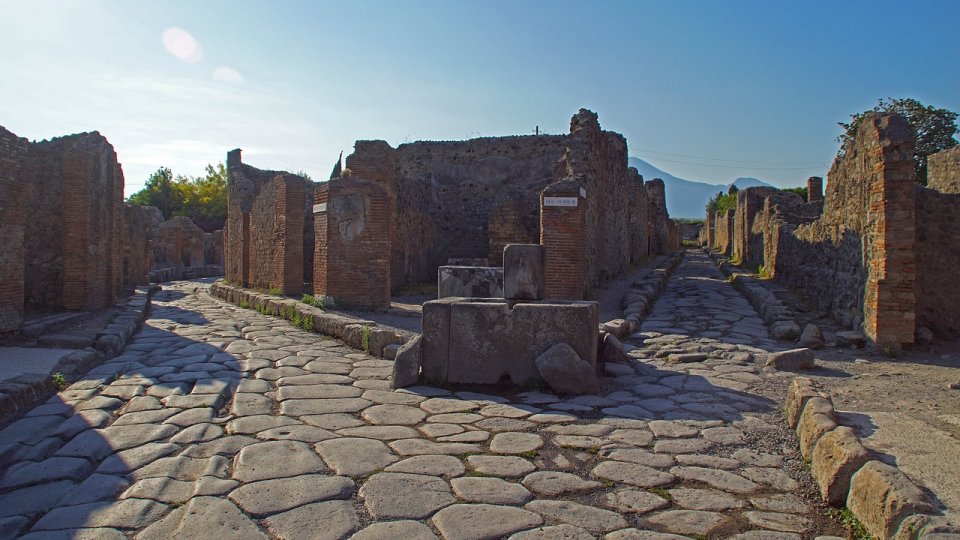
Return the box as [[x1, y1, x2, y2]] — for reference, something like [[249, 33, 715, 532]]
[[0, 252, 843, 539]]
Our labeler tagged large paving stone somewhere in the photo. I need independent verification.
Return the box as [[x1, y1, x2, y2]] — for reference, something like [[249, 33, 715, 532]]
[[385, 455, 465, 477], [229, 474, 354, 517], [490, 432, 543, 454], [388, 439, 481, 456], [431, 503, 543, 540], [279, 398, 372, 416], [604, 489, 671, 514], [137, 496, 266, 539], [314, 438, 399, 477], [96, 443, 180, 475], [352, 520, 439, 540], [362, 404, 427, 425], [524, 500, 628, 534], [232, 440, 327, 482], [451, 477, 532, 505], [521, 471, 602, 496], [263, 500, 360, 540], [742, 511, 812, 533], [643, 509, 729, 537], [0, 480, 73, 518], [55, 424, 177, 461], [509, 524, 594, 539], [591, 461, 675, 488], [0, 457, 94, 489], [468, 456, 536, 478], [359, 473, 454, 519], [669, 487, 745, 511], [122, 477, 194, 503], [30, 498, 169, 531], [670, 466, 759, 493]]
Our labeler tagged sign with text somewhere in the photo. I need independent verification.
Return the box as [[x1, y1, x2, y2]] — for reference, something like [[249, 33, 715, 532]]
[[543, 197, 578, 207], [313, 203, 327, 213]]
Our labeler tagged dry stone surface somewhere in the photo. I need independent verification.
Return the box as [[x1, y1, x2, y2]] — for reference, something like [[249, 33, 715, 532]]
[[0, 256, 845, 538]]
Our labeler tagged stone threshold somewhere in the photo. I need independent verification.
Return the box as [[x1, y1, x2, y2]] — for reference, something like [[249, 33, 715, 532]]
[[786, 377, 958, 539], [0, 285, 158, 426], [208, 282, 414, 360]]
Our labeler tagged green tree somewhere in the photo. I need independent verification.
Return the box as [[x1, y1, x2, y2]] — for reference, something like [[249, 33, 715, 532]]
[[706, 191, 737, 215], [837, 98, 958, 185], [126, 167, 182, 220], [126, 162, 228, 231]]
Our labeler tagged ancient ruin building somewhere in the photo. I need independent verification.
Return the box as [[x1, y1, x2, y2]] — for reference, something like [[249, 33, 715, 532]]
[[915, 145, 960, 338], [123, 205, 163, 287], [340, 109, 680, 300], [0, 126, 156, 331], [704, 113, 960, 346], [225, 149, 310, 295], [313, 175, 392, 308]]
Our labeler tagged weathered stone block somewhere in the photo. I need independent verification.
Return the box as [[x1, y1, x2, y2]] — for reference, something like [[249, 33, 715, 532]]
[[810, 426, 871, 506], [535, 343, 600, 395], [503, 244, 546, 301], [796, 397, 836, 460], [798, 324, 825, 349], [438, 266, 503, 299], [847, 460, 934, 540], [392, 335, 422, 389], [421, 297, 598, 387], [785, 377, 823, 429], [765, 348, 815, 371]]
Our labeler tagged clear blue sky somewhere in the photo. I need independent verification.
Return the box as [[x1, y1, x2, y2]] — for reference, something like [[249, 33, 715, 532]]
[[2, 0, 958, 196]]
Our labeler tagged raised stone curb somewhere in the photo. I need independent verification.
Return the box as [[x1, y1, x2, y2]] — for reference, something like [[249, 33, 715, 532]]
[[786, 377, 957, 539], [209, 282, 413, 359], [706, 250, 801, 341], [0, 285, 158, 425], [149, 264, 224, 284]]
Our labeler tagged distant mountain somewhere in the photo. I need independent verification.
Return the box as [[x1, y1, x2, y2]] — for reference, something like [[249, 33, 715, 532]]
[[628, 157, 774, 219]]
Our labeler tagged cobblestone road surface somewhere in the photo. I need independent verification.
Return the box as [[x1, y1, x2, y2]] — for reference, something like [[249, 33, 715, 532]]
[[0, 252, 844, 539]]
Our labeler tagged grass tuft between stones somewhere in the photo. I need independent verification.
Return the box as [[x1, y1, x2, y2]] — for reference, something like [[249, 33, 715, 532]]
[[825, 507, 872, 540], [646, 487, 672, 501]]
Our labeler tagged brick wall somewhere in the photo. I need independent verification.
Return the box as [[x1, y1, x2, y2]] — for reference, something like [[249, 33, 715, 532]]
[[488, 200, 539, 267], [773, 113, 916, 346], [0, 127, 29, 331], [915, 185, 960, 338], [313, 176, 391, 308], [540, 179, 587, 300], [226, 149, 307, 294]]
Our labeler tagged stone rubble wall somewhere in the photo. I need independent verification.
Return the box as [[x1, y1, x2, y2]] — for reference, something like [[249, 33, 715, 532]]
[[341, 109, 676, 298], [927, 146, 960, 194], [154, 216, 206, 269], [0, 127, 30, 331], [225, 149, 308, 295], [914, 148, 960, 338], [123, 205, 163, 287], [713, 210, 734, 255]]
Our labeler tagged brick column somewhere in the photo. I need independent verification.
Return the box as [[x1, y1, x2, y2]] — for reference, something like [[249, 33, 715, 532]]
[[540, 183, 586, 300], [0, 128, 29, 331], [274, 175, 305, 295], [807, 176, 823, 203]]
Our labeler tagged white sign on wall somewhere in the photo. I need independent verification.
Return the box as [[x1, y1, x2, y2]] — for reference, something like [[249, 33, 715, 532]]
[[543, 197, 578, 207], [313, 203, 327, 213]]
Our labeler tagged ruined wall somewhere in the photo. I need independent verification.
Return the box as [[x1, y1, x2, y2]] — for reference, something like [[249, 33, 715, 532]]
[[226, 150, 306, 294], [0, 127, 29, 331], [914, 186, 960, 338], [645, 180, 670, 256], [390, 135, 568, 289], [23, 132, 125, 312], [541, 178, 588, 299], [927, 146, 960, 194], [314, 176, 391, 308], [776, 113, 916, 345], [627, 167, 652, 262], [154, 216, 206, 269], [734, 187, 805, 269], [713, 210, 733, 255], [124, 205, 163, 287]]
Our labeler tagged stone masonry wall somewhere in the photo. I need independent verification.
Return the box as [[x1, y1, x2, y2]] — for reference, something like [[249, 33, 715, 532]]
[[390, 135, 568, 290], [777, 113, 917, 345], [915, 185, 960, 338], [927, 146, 960, 194], [226, 149, 307, 294], [124, 205, 163, 287], [0, 127, 29, 331], [154, 216, 206, 269], [714, 210, 733, 255]]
